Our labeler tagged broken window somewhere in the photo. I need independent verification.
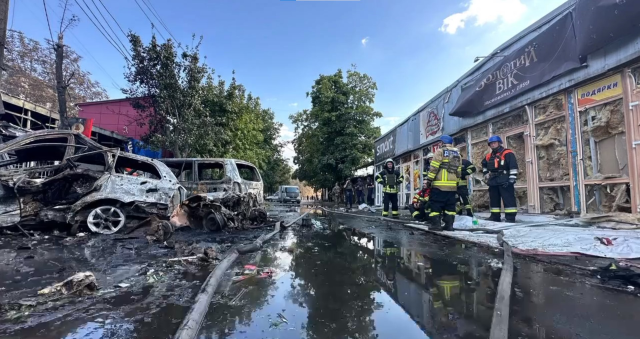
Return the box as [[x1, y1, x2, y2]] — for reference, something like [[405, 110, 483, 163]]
[[470, 140, 490, 188], [491, 109, 528, 134], [580, 99, 628, 180], [72, 152, 108, 172], [164, 161, 194, 181], [198, 162, 225, 181], [505, 132, 527, 187], [470, 125, 488, 141], [114, 156, 162, 180], [535, 116, 569, 183], [585, 183, 631, 213], [533, 94, 565, 121], [539, 186, 571, 213], [237, 164, 260, 182]]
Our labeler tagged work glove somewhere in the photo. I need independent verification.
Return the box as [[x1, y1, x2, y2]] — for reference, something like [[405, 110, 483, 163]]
[[503, 178, 516, 187], [483, 174, 490, 184]]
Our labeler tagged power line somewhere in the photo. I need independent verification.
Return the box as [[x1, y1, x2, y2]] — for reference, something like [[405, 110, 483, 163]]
[[88, 0, 130, 57], [73, 0, 130, 62], [96, 0, 127, 37], [133, 0, 167, 42], [140, 0, 177, 43], [42, 0, 54, 42], [69, 31, 122, 91]]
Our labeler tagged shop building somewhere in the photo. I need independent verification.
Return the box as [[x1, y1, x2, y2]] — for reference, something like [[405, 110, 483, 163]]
[[374, 0, 640, 215]]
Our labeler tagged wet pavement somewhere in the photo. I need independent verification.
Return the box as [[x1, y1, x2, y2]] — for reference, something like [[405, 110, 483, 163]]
[[1, 204, 640, 338]]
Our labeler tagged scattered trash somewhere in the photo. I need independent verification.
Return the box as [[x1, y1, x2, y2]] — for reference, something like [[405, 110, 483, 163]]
[[38, 272, 98, 296], [595, 237, 616, 246], [232, 265, 276, 284], [357, 204, 377, 213], [115, 283, 131, 288], [488, 259, 503, 269]]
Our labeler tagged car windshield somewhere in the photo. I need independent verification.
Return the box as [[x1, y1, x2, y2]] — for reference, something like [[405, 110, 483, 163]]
[[285, 187, 299, 193]]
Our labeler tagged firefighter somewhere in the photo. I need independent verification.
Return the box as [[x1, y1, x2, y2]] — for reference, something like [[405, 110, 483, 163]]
[[457, 157, 477, 217], [409, 178, 431, 221], [482, 135, 519, 222], [422, 152, 435, 178], [375, 158, 403, 218], [425, 135, 461, 231]]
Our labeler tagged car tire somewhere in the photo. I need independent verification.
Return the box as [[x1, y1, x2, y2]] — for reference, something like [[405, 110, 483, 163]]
[[87, 206, 126, 234]]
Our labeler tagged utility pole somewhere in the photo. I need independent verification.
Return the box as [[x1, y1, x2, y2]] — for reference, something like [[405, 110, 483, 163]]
[[54, 33, 68, 129], [0, 0, 10, 116]]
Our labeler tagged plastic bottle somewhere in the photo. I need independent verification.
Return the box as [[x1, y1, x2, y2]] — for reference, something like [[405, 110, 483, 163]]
[[472, 216, 479, 226]]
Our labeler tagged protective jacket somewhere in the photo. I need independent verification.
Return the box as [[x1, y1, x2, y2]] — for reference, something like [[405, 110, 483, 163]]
[[426, 145, 462, 192], [412, 187, 431, 204], [458, 159, 477, 186], [376, 161, 403, 194], [481, 147, 518, 186]]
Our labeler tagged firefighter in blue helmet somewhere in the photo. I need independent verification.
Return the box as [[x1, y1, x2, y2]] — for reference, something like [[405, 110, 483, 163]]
[[425, 135, 461, 231], [375, 158, 404, 217], [482, 135, 519, 222]]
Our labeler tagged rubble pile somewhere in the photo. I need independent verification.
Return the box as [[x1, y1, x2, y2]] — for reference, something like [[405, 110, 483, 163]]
[[170, 192, 268, 232], [586, 183, 631, 214]]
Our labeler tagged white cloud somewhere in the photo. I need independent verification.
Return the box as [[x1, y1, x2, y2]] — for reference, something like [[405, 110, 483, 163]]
[[279, 124, 295, 141], [361, 37, 370, 46], [288, 102, 298, 107], [375, 116, 401, 134], [440, 0, 527, 34]]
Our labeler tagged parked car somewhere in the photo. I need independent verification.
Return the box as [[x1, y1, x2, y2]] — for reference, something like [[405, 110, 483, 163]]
[[277, 185, 301, 204], [160, 158, 264, 204], [0, 130, 186, 235]]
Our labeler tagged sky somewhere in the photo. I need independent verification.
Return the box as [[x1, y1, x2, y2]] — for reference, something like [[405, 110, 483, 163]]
[[13, 0, 567, 163]]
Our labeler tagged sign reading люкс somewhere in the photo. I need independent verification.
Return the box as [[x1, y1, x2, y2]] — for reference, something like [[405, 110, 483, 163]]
[[576, 74, 622, 108]]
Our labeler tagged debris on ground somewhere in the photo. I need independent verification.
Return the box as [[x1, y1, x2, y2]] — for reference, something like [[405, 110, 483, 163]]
[[358, 204, 377, 213], [232, 264, 275, 284], [37, 272, 98, 296], [170, 192, 268, 232]]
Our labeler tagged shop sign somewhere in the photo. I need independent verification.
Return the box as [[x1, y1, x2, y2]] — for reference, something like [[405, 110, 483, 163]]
[[449, 12, 580, 117], [577, 74, 623, 108], [375, 129, 396, 164], [420, 107, 443, 144]]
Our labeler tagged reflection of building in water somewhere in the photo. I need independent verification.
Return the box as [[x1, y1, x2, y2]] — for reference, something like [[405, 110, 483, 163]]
[[374, 240, 496, 337]]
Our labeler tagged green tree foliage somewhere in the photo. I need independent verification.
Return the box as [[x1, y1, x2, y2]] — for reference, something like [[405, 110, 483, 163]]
[[290, 67, 382, 190], [123, 33, 291, 187]]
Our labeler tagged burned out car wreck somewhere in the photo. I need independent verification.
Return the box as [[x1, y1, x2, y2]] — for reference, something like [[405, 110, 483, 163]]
[[0, 131, 185, 235]]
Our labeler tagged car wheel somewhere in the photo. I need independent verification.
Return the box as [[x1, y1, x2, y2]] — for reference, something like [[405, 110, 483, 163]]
[[87, 206, 126, 234]]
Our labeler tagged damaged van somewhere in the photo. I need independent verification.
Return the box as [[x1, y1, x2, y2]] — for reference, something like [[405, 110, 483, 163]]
[[160, 158, 264, 204], [0, 130, 186, 234]]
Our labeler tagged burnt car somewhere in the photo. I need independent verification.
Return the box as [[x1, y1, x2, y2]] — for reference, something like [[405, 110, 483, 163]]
[[0, 130, 186, 234], [160, 158, 264, 204]]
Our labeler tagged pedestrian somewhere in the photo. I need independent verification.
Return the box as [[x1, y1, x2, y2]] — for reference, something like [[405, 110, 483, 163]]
[[375, 158, 403, 218], [425, 135, 461, 231], [355, 178, 364, 204], [366, 177, 375, 206], [482, 135, 519, 222], [457, 155, 477, 217], [409, 179, 431, 221], [344, 179, 354, 209], [331, 182, 342, 207]]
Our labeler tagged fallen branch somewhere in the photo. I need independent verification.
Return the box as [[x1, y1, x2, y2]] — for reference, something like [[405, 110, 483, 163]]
[[489, 234, 514, 339]]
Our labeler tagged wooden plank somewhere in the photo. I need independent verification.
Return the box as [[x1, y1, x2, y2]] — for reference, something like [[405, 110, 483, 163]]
[[489, 240, 514, 339]]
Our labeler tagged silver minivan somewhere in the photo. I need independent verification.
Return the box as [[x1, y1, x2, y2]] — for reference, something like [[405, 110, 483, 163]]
[[160, 158, 264, 203], [277, 185, 301, 204]]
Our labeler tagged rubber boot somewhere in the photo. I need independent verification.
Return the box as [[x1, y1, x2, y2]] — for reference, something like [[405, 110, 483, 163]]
[[466, 210, 474, 218], [505, 215, 516, 223], [443, 214, 455, 231], [487, 213, 501, 222], [429, 215, 443, 231]]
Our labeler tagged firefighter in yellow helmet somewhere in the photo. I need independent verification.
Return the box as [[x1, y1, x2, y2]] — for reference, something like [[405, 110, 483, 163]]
[[425, 135, 461, 231], [375, 158, 403, 218]]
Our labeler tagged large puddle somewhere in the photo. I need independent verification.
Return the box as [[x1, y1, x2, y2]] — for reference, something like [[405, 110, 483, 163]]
[[2, 208, 640, 338]]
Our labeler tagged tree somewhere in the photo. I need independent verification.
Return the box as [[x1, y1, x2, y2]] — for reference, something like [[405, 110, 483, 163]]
[[123, 33, 216, 157], [1, 29, 108, 114], [290, 67, 382, 191]]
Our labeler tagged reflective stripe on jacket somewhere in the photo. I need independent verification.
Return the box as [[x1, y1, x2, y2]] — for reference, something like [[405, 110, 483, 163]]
[[375, 169, 404, 193], [427, 145, 462, 192]]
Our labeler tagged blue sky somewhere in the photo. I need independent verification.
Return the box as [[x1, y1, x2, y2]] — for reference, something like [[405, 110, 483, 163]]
[[14, 0, 566, 161]]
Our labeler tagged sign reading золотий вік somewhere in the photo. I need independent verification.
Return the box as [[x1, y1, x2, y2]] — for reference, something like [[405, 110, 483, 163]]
[[449, 12, 581, 117], [577, 74, 623, 108]]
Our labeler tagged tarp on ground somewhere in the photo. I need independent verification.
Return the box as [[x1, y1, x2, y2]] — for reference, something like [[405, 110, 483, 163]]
[[446, 216, 640, 259]]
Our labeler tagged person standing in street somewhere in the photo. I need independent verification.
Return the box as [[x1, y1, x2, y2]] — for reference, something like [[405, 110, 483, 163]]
[[425, 135, 461, 231], [482, 135, 519, 222], [457, 157, 477, 217], [366, 177, 375, 206], [355, 178, 365, 204], [331, 182, 342, 207], [344, 179, 354, 209], [409, 179, 431, 221], [376, 159, 403, 218]]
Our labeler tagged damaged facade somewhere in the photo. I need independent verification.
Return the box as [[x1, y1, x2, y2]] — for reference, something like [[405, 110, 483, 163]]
[[374, 0, 640, 215]]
